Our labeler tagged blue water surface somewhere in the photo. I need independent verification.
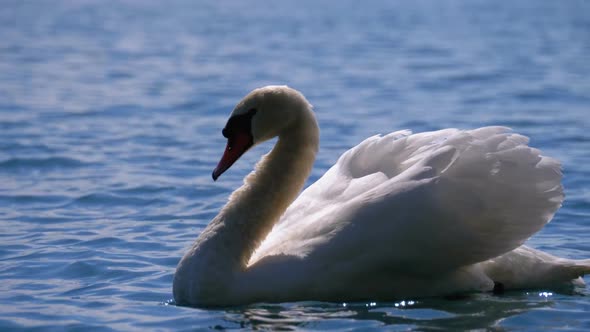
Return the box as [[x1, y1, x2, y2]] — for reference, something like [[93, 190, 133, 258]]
[[1, 0, 590, 330]]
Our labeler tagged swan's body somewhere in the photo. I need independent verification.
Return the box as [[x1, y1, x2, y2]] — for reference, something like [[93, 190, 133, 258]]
[[173, 86, 590, 306]]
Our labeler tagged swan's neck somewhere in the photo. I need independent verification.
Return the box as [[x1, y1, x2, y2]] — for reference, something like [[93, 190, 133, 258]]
[[186, 109, 319, 274], [221, 129, 317, 265]]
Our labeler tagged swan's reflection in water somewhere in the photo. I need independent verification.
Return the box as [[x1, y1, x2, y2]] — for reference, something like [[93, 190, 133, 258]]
[[222, 292, 557, 331]]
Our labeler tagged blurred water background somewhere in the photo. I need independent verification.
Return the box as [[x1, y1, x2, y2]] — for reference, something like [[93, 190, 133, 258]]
[[1, 0, 589, 330]]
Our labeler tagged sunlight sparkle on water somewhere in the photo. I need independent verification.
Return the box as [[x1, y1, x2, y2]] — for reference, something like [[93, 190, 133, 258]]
[[527, 291, 554, 298], [394, 300, 416, 308]]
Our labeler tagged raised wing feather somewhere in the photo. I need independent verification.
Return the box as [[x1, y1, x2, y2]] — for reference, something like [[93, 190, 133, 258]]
[[248, 127, 563, 274]]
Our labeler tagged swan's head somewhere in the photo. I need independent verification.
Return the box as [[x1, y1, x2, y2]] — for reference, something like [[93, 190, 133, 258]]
[[212, 85, 313, 180]]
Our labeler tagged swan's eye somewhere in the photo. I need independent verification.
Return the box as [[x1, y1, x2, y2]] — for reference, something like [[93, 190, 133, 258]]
[[223, 108, 257, 139]]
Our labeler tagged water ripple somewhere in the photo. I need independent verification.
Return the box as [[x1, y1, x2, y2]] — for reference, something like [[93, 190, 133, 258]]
[[0, 157, 90, 171], [1, 0, 589, 331]]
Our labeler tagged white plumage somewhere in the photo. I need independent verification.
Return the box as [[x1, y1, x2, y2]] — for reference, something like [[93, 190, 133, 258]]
[[173, 86, 589, 306]]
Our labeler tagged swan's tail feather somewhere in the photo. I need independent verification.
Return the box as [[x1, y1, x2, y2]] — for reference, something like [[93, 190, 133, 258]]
[[570, 260, 590, 287], [541, 259, 590, 288], [552, 259, 590, 282], [575, 259, 590, 276], [482, 246, 590, 290]]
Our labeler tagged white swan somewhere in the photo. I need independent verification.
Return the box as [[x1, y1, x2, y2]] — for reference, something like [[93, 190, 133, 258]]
[[173, 85, 590, 306]]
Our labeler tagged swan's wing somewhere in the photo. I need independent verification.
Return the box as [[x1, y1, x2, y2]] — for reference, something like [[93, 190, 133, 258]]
[[249, 127, 563, 274]]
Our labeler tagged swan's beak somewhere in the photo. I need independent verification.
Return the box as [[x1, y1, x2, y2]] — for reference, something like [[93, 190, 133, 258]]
[[212, 132, 253, 181]]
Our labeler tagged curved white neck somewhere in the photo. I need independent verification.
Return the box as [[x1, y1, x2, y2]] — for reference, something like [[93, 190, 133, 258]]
[[173, 106, 319, 305], [216, 121, 319, 267]]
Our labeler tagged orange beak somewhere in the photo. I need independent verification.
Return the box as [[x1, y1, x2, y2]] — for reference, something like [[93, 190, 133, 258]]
[[212, 131, 253, 181]]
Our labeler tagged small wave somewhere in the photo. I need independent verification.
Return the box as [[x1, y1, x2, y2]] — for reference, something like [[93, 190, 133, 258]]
[[67, 192, 161, 207], [112, 185, 176, 196], [0, 156, 90, 171], [512, 86, 590, 103], [0, 194, 70, 206]]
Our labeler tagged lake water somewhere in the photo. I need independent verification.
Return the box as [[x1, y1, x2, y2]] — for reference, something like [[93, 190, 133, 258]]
[[1, 0, 590, 330]]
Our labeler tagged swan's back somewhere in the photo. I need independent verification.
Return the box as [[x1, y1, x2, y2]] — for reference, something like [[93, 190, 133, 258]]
[[249, 127, 563, 275]]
